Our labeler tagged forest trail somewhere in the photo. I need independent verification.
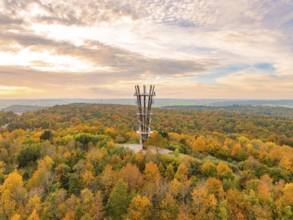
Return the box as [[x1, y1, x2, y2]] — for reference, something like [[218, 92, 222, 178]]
[[118, 144, 173, 155]]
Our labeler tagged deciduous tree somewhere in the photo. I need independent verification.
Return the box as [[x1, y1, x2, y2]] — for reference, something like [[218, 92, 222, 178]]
[[106, 179, 130, 220], [126, 195, 152, 220]]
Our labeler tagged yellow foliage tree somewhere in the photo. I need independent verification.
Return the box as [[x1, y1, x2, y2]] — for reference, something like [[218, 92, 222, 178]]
[[25, 194, 41, 217], [159, 193, 178, 220], [80, 188, 94, 214], [89, 190, 104, 219], [27, 209, 41, 220], [216, 162, 233, 179], [126, 195, 152, 220], [142, 162, 161, 198], [81, 170, 95, 188], [201, 161, 216, 177], [279, 157, 293, 173], [0, 170, 27, 218], [10, 214, 21, 220], [175, 163, 188, 182], [191, 136, 207, 152], [226, 189, 246, 220], [191, 187, 217, 219], [27, 156, 53, 191], [206, 177, 224, 200]]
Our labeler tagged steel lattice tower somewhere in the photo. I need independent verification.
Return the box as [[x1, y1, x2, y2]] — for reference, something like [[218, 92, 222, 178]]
[[134, 85, 156, 150]]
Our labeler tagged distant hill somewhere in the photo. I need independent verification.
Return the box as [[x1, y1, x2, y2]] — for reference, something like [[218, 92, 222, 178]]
[[0, 99, 292, 109], [2, 105, 45, 114], [164, 105, 293, 119]]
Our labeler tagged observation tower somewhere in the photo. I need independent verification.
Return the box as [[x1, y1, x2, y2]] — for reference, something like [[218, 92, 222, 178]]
[[134, 85, 156, 150]]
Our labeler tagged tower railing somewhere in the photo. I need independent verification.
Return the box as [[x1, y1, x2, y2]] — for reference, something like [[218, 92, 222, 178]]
[[134, 85, 156, 150]]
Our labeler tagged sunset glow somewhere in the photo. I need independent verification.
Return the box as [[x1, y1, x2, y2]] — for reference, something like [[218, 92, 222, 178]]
[[0, 0, 293, 98]]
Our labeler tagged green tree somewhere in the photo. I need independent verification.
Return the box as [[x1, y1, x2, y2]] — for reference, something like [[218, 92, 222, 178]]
[[145, 132, 168, 148], [55, 163, 71, 189], [75, 133, 99, 150], [40, 130, 53, 141], [106, 179, 130, 220], [17, 144, 40, 168], [165, 164, 175, 180]]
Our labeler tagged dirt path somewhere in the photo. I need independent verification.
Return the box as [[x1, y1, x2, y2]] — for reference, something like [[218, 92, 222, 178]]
[[118, 144, 173, 155]]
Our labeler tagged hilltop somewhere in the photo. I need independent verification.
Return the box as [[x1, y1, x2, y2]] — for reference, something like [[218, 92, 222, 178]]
[[2, 105, 45, 115]]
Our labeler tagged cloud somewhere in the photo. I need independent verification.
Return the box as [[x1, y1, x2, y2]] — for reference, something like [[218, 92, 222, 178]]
[[0, 0, 293, 98], [0, 85, 39, 96], [216, 71, 293, 94], [0, 29, 217, 76]]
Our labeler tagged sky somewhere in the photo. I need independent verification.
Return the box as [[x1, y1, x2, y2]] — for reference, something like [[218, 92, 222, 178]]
[[0, 0, 293, 99]]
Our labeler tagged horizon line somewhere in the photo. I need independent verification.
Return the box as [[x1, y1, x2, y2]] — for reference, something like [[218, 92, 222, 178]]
[[0, 98, 293, 101]]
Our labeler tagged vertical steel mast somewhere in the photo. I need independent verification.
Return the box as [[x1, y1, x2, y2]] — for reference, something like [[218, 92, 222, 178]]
[[134, 85, 156, 150]]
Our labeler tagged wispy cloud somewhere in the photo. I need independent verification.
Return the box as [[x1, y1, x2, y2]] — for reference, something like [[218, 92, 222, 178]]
[[0, 0, 293, 98]]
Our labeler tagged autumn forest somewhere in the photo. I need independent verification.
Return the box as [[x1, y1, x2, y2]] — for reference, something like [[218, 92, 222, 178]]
[[0, 104, 292, 220]]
